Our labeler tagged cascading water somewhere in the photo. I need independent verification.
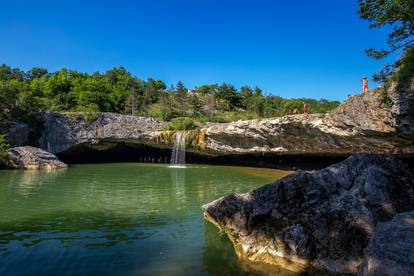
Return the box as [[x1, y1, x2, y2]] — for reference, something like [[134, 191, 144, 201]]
[[170, 131, 186, 168]]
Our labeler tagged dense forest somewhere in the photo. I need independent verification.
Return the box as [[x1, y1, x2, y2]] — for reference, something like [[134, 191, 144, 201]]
[[0, 64, 340, 131]]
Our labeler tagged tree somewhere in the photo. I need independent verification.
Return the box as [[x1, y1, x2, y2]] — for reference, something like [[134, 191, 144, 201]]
[[190, 95, 203, 116], [143, 79, 159, 106], [125, 93, 139, 115], [175, 81, 188, 115], [176, 81, 187, 97], [358, 0, 414, 81], [153, 79, 166, 90], [28, 67, 48, 80], [240, 85, 254, 99], [216, 83, 242, 111], [197, 84, 218, 95], [0, 64, 25, 81], [206, 92, 217, 117]]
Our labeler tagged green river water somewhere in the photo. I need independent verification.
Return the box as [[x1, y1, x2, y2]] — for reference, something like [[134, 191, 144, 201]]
[[0, 163, 291, 276]]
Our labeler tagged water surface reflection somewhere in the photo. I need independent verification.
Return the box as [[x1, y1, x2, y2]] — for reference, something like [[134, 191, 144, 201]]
[[0, 163, 290, 275]]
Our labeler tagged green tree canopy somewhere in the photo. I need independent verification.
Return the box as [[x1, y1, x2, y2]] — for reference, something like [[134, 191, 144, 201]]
[[358, 0, 414, 81], [0, 65, 340, 136]]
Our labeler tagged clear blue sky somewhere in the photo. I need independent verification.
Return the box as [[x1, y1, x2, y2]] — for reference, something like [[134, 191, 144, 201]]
[[0, 0, 394, 101]]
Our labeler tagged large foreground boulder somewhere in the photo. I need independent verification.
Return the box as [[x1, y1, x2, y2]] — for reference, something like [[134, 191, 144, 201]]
[[6, 146, 67, 170], [358, 211, 414, 276], [202, 154, 414, 274]]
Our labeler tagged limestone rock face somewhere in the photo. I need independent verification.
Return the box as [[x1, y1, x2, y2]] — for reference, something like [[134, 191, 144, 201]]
[[202, 154, 414, 274], [202, 113, 413, 156], [6, 146, 68, 170], [328, 90, 395, 133], [358, 211, 414, 276], [37, 112, 165, 153], [328, 78, 414, 134], [391, 79, 414, 134]]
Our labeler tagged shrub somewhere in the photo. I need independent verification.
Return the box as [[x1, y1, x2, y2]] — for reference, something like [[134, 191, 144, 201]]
[[73, 103, 100, 113], [163, 117, 200, 131], [147, 104, 173, 121], [0, 134, 10, 159]]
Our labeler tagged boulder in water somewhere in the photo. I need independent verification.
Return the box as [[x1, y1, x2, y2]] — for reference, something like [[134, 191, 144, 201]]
[[6, 146, 68, 170], [202, 154, 414, 274]]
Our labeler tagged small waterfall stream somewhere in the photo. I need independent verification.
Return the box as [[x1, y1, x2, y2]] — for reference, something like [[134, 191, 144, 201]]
[[170, 131, 186, 167]]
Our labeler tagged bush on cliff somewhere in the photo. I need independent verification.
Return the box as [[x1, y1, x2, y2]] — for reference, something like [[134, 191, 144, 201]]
[[163, 117, 199, 131], [393, 47, 414, 84]]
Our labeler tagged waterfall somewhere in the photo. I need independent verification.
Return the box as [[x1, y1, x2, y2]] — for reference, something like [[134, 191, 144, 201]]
[[170, 131, 186, 167]]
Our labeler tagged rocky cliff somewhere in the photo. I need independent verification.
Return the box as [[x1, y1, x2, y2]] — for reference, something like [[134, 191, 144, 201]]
[[37, 112, 165, 153], [35, 78, 414, 157], [202, 78, 414, 156], [202, 154, 414, 274]]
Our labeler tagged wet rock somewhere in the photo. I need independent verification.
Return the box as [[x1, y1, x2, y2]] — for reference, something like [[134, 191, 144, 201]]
[[202, 154, 414, 274], [6, 146, 68, 170], [358, 211, 414, 276]]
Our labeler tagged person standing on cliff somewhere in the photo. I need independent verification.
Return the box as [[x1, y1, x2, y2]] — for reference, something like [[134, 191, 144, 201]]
[[362, 77, 368, 93], [303, 102, 308, 114]]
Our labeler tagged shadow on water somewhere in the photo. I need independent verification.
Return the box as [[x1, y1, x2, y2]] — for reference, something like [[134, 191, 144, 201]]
[[57, 142, 354, 170]]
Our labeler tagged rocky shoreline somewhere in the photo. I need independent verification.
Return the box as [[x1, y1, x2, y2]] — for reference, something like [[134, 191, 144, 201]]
[[202, 154, 414, 274]]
